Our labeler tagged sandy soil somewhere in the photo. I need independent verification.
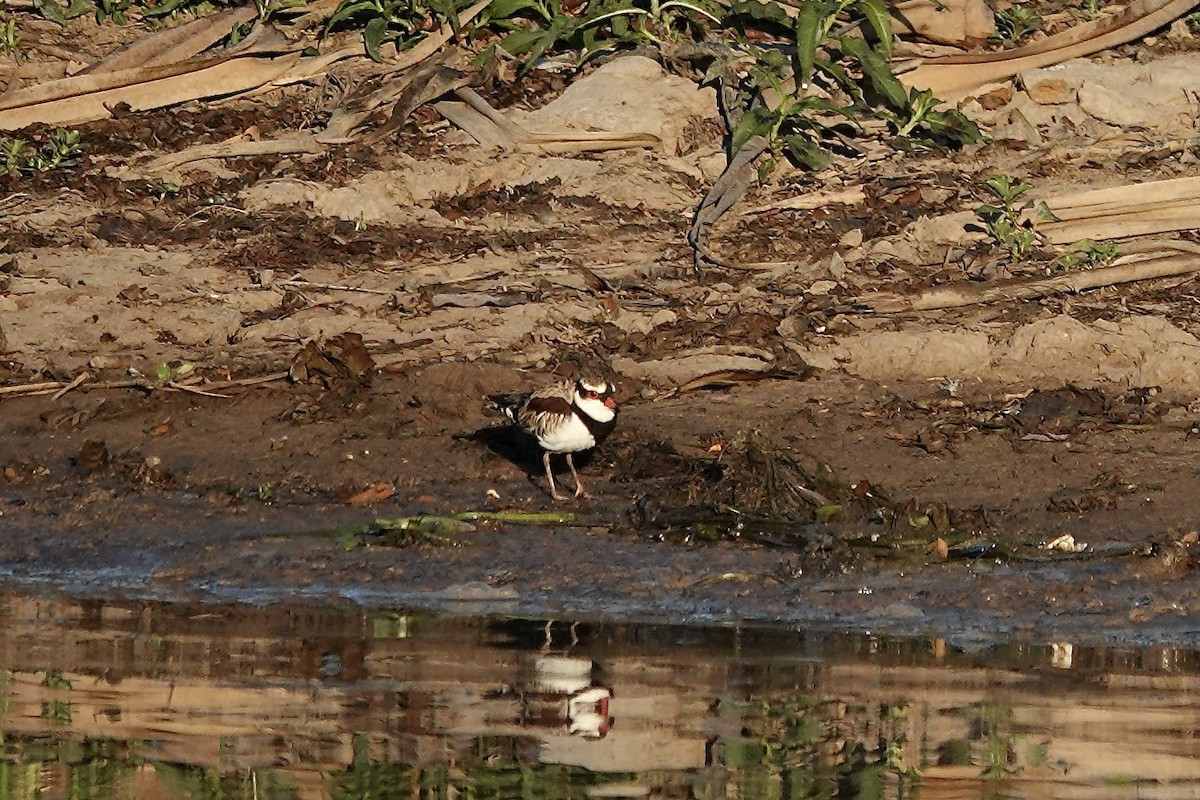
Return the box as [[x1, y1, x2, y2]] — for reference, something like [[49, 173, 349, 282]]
[[1, 14, 1198, 641]]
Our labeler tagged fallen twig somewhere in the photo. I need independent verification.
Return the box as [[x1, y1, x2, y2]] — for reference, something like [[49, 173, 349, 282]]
[[0, 371, 290, 399], [0, 381, 65, 397], [857, 244, 1200, 313], [455, 510, 578, 524], [278, 278, 394, 295], [146, 136, 327, 173], [742, 186, 868, 216], [688, 134, 769, 271], [435, 87, 660, 153], [166, 381, 231, 398], [50, 371, 90, 401]]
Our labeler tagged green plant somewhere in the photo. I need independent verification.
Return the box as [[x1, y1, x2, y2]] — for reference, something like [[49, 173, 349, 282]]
[[992, 3, 1042, 43], [976, 174, 1056, 265], [94, 0, 130, 24], [1, 129, 83, 175], [32, 127, 84, 171], [0, 14, 20, 54], [499, 0, 721, 66], [327, 0, 470, 62], [1079, 0, 1103, 21], [154, 361, 195, 382], [0, 137, 26, 174], [254, 483, 276, 504], [729, 0, 979, 173], [1050, 238, 1120, 273], [28, 0, 93, 25]]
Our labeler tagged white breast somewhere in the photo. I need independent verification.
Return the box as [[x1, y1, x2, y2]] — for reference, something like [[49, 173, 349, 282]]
[[537, 412, 596, 454]]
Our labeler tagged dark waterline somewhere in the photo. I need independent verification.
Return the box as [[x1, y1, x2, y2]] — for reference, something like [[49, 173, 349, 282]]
[[1, 593, 1198, 799]]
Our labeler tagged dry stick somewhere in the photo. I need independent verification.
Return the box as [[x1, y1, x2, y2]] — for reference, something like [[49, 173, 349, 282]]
[[859, 247, 1200, 313], [446, 88, 660, 151], [197, 372, 290, 390], [166, 381, 230, 399], [50, 371, 90, 402], [1, 372, 289, 399], [688, 135, 769, 271], [147, 137, 327, 173], [277, 278, 393, 295], [0, 381, 63, 397]]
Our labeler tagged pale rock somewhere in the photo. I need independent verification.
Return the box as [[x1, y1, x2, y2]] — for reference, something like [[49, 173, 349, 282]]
[[839, 229, 864, 248], [807, 280, 839, 296], [1166, 18, 1193, 42], [613, 353, 771, 387], [870, 237, 927, 266], [904, 211, 982, 249], [1014, 55, 1200, 134], [891, 0, 995, 46], [1021, 69, 1075, 104], [777, 316, 807, 339], [696, 151, 729, 182], [842, 246, 866, 265], [609, 311, 660, 335], [827, 252, 846, 278], [991, 107, 1042, 147], [995, 315, 1200, 394], [649, 309, 678, 328], [518, 55, 719, 154]]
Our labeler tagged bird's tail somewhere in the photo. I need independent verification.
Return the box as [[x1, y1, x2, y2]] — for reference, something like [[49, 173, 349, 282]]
[[485, 394, 522, 423]]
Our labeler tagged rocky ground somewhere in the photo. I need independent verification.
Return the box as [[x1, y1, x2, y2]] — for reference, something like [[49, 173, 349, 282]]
[[0, 5, 1198, 642]]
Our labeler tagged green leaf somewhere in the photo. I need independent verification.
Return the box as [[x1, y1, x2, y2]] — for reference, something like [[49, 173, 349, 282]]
[[925, 108, 983, 144], [363, 16, 388, 61], [731, 106, 775, 153], [142, 0, 188, 17], [488, 0, 537, 19], [840, 35, 906, 109], [64, 0, 95, 17], [782, 133, 830, 169], [728, 0, 791, 28], [1033, 200, 1059, 224], [814, 54, 855, 96], [32, 0, 68, 25], [326, 0, 376, 30], [793, 0, 825, 90], [500, 26, 548, 55], [855, 0, 893, 61], [155, 363, 172, 382]]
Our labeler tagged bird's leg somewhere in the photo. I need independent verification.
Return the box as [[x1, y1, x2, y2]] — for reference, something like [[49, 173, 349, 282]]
[[543, 451, 565, 501], [567, 453, 591, 499]]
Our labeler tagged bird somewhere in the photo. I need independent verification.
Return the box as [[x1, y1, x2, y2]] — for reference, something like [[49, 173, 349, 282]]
[[487, 378, 617, 500]]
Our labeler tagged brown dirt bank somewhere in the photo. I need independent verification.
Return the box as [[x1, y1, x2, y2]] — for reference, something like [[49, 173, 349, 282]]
[[2, 21, 1199, 642], [1, 361, 1198, 644]]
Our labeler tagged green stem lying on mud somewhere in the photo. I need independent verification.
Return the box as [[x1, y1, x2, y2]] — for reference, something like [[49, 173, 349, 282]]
[[277, 510, 581, 550]]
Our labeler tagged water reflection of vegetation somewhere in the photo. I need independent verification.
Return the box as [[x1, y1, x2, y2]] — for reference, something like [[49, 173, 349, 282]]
[[730, 697, 926, 800], [0, 696, 1053, 800], [331, 734, 641, 800], [0, 739, 126, 800]]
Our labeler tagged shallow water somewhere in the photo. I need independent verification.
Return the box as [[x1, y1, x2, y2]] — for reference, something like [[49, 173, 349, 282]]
[[0, 593, 1197, 800]]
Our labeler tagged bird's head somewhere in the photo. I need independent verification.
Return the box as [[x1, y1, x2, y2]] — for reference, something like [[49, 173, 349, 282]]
[[574, 379, 617, 421]]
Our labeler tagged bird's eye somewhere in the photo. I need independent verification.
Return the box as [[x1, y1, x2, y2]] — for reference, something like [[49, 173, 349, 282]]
[[587, 390, 599, 399]]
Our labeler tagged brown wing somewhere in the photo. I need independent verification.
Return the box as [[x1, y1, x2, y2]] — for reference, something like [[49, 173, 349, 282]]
[[517, 395, 575, 437]]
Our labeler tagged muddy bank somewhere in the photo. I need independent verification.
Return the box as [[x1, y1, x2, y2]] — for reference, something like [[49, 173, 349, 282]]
[[1, 362, 1198, 644], [2, 17, 1199, 644]]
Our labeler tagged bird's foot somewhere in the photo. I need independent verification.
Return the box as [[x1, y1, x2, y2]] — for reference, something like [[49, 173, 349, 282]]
[[574, 486, 592, 500]]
